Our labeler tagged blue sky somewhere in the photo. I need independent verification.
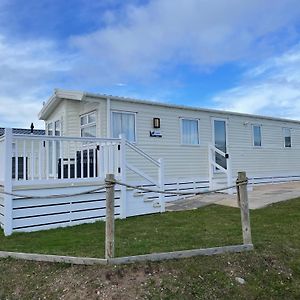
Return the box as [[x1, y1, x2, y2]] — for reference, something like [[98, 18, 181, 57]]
[[1, 0, 300, 128]]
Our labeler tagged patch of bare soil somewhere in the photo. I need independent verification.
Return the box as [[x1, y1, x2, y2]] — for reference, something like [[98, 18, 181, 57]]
[[0, 259, 173, 300]]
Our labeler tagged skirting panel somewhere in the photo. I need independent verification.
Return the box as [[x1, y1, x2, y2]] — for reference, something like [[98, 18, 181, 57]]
[[11, 185, 121, 233]]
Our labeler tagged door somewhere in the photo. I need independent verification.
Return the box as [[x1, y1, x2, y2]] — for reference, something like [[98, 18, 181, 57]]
[[212, 118, 227, 170]]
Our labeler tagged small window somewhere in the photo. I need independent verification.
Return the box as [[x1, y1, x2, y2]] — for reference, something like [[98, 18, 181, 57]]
[[181, 118, 200, 145], [112, 111, 136, 142], [47, 123, 53, 136], [55, 120, 61, 136], [80, 112, 96, 137], [252, 125, 262, 147], [283, 128, 291, 148]]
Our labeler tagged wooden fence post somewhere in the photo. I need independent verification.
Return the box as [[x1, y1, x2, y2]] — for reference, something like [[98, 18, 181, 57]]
[[4, 128, 13, 236], [237, 171, 252, 245], [105, 173, 115, 259]]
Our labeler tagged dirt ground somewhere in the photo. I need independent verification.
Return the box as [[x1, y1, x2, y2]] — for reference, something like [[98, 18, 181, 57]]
[[166, 181, 300, 211]]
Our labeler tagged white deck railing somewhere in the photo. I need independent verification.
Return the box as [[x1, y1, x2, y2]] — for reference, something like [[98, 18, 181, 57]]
[[0, 136, 5, 184], [1, 129, 123, 186], [0, 129, 166, 236]]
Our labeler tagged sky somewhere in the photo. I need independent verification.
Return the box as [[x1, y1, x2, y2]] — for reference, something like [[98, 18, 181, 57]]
[[1, 0, 300, 128]]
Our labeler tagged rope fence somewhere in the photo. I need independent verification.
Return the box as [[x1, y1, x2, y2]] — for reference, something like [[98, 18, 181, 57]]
[[103, 172, 253, 261], [0, 184, 106, 200], [107, 179, 248, 196]]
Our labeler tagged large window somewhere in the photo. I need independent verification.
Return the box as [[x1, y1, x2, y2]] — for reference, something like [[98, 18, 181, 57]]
[[252, 125, 262, 147], [181, 118, 200, 145], [112, 111, 136, 142], [283, 128, 292, 148], [80, 112, 96, 137]]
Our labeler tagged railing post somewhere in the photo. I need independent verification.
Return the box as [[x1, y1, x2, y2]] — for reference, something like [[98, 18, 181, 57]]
[[119, 134, 127, 218], [158, 158, 165, 213], [105, 173, 115, 259], [3, 128, 13, 236], [227, 151, 233, 195], [236, 171, 252, 245], [208, 145, 213, 189]]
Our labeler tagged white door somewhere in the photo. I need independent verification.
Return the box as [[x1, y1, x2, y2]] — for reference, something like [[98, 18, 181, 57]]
[[212, 118, 228, 171]]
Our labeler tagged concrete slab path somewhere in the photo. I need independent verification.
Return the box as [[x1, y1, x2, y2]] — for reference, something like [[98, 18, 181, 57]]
[[166, 181, 300, 212]]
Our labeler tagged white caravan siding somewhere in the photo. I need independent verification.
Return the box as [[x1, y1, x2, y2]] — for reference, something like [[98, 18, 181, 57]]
[[44, 96, 300, 183], [228, 115, 300, 178], [108, 99, 209, 182]]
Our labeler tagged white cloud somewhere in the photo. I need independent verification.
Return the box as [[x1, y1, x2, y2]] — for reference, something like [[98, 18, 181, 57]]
[[71, 0, 300, 82], [213, 45, 300, 120], [0, 35, 72, 128]]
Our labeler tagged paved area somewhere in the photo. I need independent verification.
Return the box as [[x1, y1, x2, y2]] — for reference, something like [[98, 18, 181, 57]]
[[166, 181, 300, 211]]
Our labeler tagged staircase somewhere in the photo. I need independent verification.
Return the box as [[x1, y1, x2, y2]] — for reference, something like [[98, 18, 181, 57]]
[[210, 173, 230, 191], [125, 187, 162, 217], [122, 139, 164, 217]]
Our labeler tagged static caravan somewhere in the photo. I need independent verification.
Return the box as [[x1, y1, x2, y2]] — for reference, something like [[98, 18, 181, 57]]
[[1, 89, 300, 235], [39, 89, 300, 188]]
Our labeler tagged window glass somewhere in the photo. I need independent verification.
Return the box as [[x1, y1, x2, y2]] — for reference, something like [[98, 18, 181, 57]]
[[47, 123, 53, 136], [284, 128, 291, 148], [112, 112, 136, 142], [80, 112, 96, 138], [55, 120, 60, 136], [253, 125, 262, 147], [80, 115, 87, 126], [88, 113, 96, 123], [181, 119, 199, 145], [81, 126, 96, 138]]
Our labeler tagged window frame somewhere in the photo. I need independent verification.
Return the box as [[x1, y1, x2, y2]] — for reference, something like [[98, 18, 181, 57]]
[[54, 120, 61, 136], [80, 111, 97, 138], [111, 110, 137, 143], [46, 119, 62, 176], [180, 117, 200, 146], [283, 127, 292, 148], [252, 124, 262, 148]]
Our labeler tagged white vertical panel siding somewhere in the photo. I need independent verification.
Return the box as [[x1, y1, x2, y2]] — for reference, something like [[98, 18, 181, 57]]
[[11, 184, 121, 232]]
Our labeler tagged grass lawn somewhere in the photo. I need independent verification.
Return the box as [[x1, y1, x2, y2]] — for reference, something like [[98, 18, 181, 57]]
[[0, 204, 243, 258], [1, 198, 300, 299]]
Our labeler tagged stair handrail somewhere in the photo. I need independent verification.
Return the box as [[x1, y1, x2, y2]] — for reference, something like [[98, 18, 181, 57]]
[[209, 144, 228, 174], [208, 144, 233, 194], [123, 139, 164, 212], [209, 144, 227, 158], [125, 141, 160, 167]]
